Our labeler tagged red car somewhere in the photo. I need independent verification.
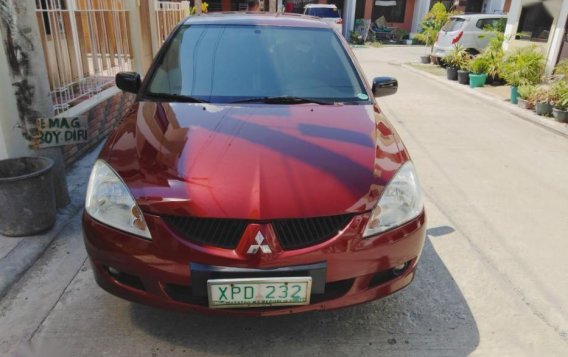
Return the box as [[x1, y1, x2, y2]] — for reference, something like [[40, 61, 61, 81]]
[[83, 13, 426, 316]]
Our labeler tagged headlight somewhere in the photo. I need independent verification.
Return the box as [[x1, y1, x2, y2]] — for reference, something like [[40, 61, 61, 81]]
[[363, 161, 423, 237], [85, 160, 152, 239]]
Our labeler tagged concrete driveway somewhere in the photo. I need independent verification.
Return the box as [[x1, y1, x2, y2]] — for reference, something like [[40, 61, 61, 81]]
[[1, 46, 567, 357]]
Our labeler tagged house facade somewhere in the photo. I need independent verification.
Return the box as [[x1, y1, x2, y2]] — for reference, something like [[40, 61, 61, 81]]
[[504, 0, 568, 73]]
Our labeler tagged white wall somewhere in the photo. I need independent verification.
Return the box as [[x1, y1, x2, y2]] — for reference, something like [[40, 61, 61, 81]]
[[0, 38, 32, 160]]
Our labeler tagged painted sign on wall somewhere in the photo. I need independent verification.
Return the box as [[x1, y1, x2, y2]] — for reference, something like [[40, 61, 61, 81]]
[[34, 117, 88, 148]]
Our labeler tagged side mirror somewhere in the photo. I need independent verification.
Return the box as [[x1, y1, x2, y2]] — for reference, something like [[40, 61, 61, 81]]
[[372, 77, 398, 97], [116, 72, 141, 94]]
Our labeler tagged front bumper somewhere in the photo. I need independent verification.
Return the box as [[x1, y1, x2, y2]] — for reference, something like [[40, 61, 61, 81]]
[[83, 211, 426, 316]]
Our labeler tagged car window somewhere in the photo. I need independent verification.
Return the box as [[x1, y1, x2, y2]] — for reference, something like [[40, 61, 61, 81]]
[[146, 25, 368, 103], [476, 18, 506, 31], [442, 18, 465, 32], [305, 7, 340, 18]]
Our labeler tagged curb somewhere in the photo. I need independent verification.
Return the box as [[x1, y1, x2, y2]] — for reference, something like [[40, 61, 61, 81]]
[[0, 143, 102, 299], [0, 201, 83, 299], [401, 63, 568, 139]]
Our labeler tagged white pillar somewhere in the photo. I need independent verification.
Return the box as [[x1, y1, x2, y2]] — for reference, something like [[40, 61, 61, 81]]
[[546, 0, 568, 73], [411, 0, 431, 34], [503, 0, 523, 51], [0, 38, 31, 159], [343, 0, 357, 39]]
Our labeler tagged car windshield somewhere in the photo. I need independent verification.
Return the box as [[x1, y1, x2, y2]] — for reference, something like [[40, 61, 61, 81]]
[[305, 7, 340, 18], [442, 18, 465, 32], [145, 25, 368, 104]]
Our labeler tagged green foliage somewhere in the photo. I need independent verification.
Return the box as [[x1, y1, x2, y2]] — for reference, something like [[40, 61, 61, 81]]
[[443, 44, 470, 70], [517, 85, 536, 102], [416, 2, 456, 50], [501, 46, 545, 87], [470, 56, 489, 74], [533, 85, 554, 104], [551, 81, 568, 109], [474, 32, 505, 78], [482, 18, 506, 33], [553, 59, 568, 81]]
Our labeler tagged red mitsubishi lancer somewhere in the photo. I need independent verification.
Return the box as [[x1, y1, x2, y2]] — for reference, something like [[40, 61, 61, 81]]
[[83, 13, 426, 316]]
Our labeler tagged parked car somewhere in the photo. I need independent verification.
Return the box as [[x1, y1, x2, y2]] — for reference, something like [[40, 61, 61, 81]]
[[432, 14, 507, 60], [83, 13, 426, 316], [303, 4, 342, 33]]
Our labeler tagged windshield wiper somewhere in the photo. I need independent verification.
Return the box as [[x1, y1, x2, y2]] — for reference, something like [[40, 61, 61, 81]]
[[231, 96, 335, 105], [144, 92, 210, 103]]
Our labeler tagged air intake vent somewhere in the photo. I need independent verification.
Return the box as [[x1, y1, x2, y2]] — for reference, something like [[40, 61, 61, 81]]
[[272, 214, 354, 250], [163, 216, 248, 249]]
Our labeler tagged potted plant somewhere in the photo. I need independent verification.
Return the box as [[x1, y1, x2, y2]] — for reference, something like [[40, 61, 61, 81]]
[[469, 56, 489, 88], [551, 81, 568, 122], [443, 44, 469, 81], [458, 55, 472, 85], [500, 46, 545, 104], [533, 85, 554, 116], [481, 34, 505, 85], [517, 85, 536, 110]]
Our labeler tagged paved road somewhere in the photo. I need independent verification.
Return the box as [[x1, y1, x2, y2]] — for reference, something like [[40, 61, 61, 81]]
[[1, 46, 568, 357]]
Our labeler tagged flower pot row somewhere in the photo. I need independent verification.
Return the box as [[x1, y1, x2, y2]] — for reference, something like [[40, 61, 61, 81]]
[[513, 83, 568, 123], [445, 67, 489, 88]]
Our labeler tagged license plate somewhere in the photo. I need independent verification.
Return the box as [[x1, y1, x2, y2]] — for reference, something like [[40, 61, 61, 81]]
[[207, 277, 312, 309]]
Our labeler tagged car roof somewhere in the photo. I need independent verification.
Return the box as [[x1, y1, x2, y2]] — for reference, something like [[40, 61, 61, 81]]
[[451, 14, 507, 20], [183, 12, 329, 28]]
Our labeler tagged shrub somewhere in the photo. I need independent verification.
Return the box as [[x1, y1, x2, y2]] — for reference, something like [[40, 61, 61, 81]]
[[415, 3, 456, 50], [501, 46, 545, 87], [554, 59, 568, 81], [551, 81, 568, 110], [443, 44, 470, 70], [533, 85, 554, 104], [518, 85, 536, 103], [470, 56, 489, 74]]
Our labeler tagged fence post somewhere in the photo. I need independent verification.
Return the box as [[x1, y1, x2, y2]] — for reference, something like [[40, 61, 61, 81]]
[[148, 0, 160, 56], [125, 0, 154, 75]]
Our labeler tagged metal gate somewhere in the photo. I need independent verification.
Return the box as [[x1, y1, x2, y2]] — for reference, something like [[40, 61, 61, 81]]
[[35, 0, 133, 114]]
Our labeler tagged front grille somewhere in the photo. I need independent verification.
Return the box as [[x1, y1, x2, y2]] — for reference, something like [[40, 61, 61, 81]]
[[163, 216, 248, 249], [163, 214, 354, 250], [273, 214, 354, 250]]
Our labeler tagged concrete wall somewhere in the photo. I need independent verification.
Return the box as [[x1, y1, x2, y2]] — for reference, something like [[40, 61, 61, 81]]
[[61, 91, 135, 165], [0, 0, 53, 160], [0, 0, 157, 166]]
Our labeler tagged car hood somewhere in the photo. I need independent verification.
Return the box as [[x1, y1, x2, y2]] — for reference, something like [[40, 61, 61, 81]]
[[102, 102, 407, 220]]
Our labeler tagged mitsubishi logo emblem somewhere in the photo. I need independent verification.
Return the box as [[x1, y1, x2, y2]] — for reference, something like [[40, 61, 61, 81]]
[[247, 232, 272, 254]]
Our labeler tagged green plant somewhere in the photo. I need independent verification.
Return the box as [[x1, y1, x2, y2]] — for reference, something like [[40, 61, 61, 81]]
[[470, 56, 489, 74], [190, 1, 208, 14], [443, 44, 470, 69], [415, 3, 456, 51], [501, 46, 545, 87], [533, 85, 554, 104], [551, 81, 568, 110], [479, 33, 505, 78], [518, 85, 536, 104], [554, 59, 568, 81]]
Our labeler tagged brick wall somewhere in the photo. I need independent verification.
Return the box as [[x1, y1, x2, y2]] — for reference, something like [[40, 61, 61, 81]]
[[62, 92, 135, 166]]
